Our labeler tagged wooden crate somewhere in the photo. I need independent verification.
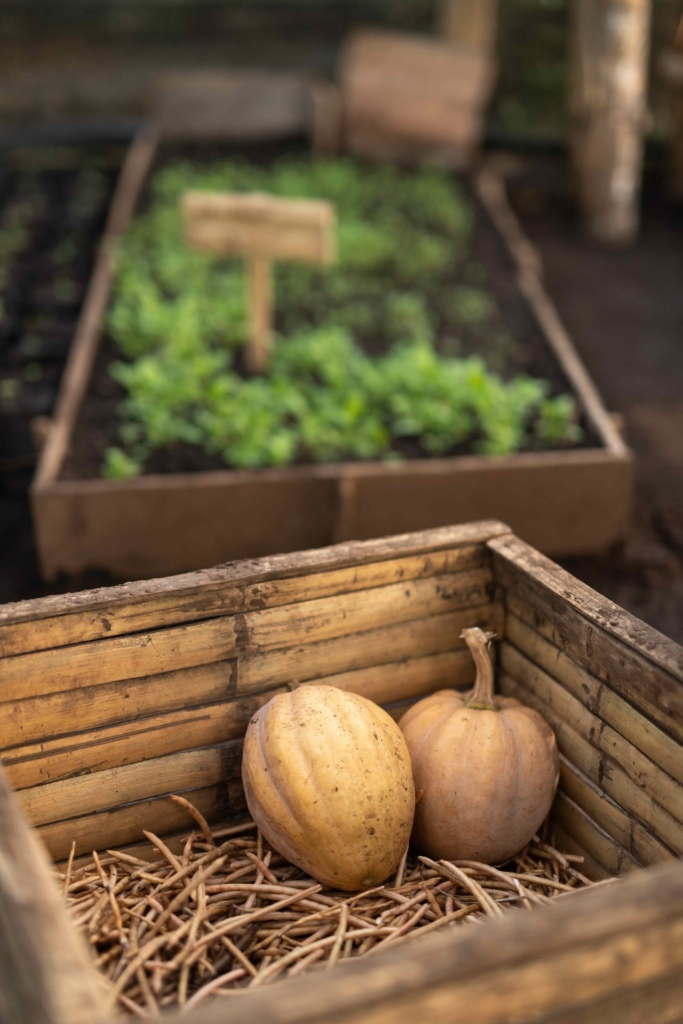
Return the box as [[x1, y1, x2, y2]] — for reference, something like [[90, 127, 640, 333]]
[[2, 520, 683, 1023], [31, 133, 632, 583]]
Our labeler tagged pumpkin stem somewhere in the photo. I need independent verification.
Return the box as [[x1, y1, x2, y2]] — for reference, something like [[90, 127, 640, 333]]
[[461, 628, 497, 709]]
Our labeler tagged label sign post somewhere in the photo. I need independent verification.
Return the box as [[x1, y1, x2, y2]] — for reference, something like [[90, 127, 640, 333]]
[[182, 191, 337, 373]]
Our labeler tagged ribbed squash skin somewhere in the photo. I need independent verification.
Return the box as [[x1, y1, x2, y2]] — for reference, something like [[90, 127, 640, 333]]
[[400, 688, 559, 864], [242, 685, 415, 890]]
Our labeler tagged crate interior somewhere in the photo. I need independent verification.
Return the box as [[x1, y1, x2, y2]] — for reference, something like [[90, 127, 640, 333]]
[[1, 525, 681, 884]]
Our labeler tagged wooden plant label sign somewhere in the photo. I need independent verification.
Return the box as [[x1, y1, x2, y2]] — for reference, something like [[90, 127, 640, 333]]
[[182, 191, 337, 373]]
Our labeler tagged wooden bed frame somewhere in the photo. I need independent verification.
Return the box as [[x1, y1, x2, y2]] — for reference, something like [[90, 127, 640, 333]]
[[31, 133, 632, 582]]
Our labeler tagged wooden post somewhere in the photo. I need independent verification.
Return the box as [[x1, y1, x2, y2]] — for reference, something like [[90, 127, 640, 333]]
[[438, 0, 498, 53], [246, 256, 273, 374], [0, 763, 109, 1024], [182, 191, 336, 373], [570, 0, 652, 244]]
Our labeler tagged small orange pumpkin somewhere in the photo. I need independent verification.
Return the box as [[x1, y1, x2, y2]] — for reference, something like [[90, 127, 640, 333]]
[[399, 627, 559, 864]]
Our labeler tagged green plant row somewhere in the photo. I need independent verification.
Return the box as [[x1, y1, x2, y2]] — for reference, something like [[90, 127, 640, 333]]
[[103, 157, 581, 479]]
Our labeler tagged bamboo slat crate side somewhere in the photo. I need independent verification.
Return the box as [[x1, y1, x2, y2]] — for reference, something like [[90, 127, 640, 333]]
[[488, 533, 683, 878], [30, 129, 633, 582], [0, 523, 503, 860], [2, 523, 683, 1024]]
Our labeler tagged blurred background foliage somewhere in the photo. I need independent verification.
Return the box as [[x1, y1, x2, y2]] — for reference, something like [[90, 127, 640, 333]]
[[0, 0, 681, 144]]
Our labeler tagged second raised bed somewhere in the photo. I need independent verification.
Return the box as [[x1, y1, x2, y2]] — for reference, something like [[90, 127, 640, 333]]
[[31, 133, 632, 581]]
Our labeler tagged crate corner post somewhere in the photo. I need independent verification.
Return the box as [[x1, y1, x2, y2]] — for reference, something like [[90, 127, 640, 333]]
[[0, 763, 110, 1024]]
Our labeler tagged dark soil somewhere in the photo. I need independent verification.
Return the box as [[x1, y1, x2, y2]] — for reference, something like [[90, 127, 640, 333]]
[[0, 143, 124, 601], [61, 141, 597, 481]]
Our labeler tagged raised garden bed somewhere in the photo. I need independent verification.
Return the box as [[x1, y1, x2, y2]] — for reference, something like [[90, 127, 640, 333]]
[[1, 521, 683, 1022], [31, 133, 632, 582]]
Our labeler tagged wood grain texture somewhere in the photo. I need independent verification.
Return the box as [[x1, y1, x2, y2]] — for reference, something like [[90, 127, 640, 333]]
[[551, 790, 641, 876], [0, 569, 492, 713], [0, 763, 108, 1024], [490, 535, 683, 744], [152, 859, 683, 1024], [19, 741, 242, 827], [243, 567, 492, 653], [490, 532, 683, 684], [0, 522, 504, 643], [3, 699, 257, 791], [3, 646, 477, 791], [550, 821, 612, 881], [500, 641, 683, 833], [558, 757, 671, 867], [0, 605, 489, 777], [308, 648, 474, 705], [37, 781, 245, 862], [506, 611, 683, 787], [532, 966, 683, 1024], [0, 543, 486, 660], [238, 603, 502, 692], [32, 446, 631, 582], [0, 616, 238, 703], [0, 659, 236, 751], [500, 669, 679, 861], [476, 161, 629, 458]]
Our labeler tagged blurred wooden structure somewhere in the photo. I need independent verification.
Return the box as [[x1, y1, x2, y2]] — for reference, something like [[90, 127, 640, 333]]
[[569, 0, 652, 244], [438, 0, 498, 53], [339, 28, 496, 168], [182, 191, 336, 373], [660, 13, 683, 200]]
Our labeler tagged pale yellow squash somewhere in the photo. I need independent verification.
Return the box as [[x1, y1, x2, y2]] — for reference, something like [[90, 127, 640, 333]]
[[399, 628, 559, 864], [242, 685, 415, 890]]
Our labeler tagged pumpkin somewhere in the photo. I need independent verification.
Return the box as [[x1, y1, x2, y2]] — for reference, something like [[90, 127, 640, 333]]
[[242, 684, 415, 890], [399, 627, 559, 864]]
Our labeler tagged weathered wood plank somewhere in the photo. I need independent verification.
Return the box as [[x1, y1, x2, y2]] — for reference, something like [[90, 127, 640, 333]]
[[0, 762, 109, 1024], [500, 667, 681, 859], [506, 610, 683, 787], [239, 603, 502, 691], [19, 741, 243, 828], [550, 821, 611, 881], [3, 700, 259, 791], [3, 648, 474, 791], [501, 639, 683, 826], [490, 532, 683, 684], [37, 781, 245, 862], [1, 608, 494, 787], [0, 541, 487, 659], [311, 649, 473, 705], [0, 521, 506, 635], [0, 569, 491, 703], [551, 790, 641, 876], [0, 617, 237, 704], [533, 966, 683, 1024], [0, 659, 236, 751], [490, 539, 683, 744], [558, 757, 671, 867], [242, 567, 492, 653], [162, 860, 683, 1024]]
